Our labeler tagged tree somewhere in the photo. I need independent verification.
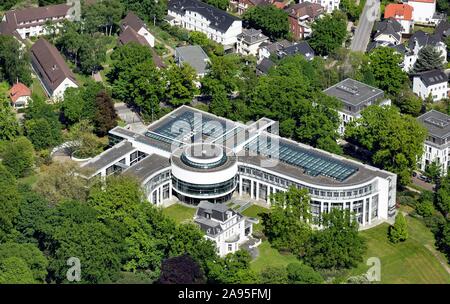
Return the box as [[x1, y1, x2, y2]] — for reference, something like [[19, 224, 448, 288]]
[[82, 0, 124, 35], [204, 0, 229, 10], [286, 262, 323, 284], [206, 250, 258, 283], [1, 136, 35, 178], [389, 213, 408, 243], [164, 64, 199, 106], [395, 89, 423, 116], [121, 0, 168, 24], [0, 96, 20, 141], [412, 46, 445, 73], [242, 5, 289, 40], [424, 160, 442, 183], [158, 254, 206, 284], [309, 11, 347, 56], [259, 266, 288, 284], [0, 164, 20, 242], [0, 243, 48, 283], [261, 186, 312, 257], [345, 105, 427, 186], [24, 118, 61, 150], [93, 90, 118, 136], [367, 47, 408, 97], [436, 173, 450, 217], [304, 209, 366, 270], [435, 221, 450, 262], [0, 257, 35, 284], [0, 35, 32, 86], [340, 0, 364, 21]]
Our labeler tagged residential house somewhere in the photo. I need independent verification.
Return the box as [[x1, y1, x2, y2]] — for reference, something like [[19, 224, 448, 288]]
[[297, 0, 339, 14], [9, 82, 31, 109], [30, 38, 78, 100], [175, 45, 210, 77], [417, 110, 450, 175], [384, 3, 414, 34], [167, 0, 242, 47], [405, 0, 438, 24], [403, 30, 447, 72], [256, 57, 275, 75], [285, 2, 325, 40], [236, 0, 273, 15], [236, 28, 269, 56], [373, 18, 403, 45], [194, 201, 257, 257], [323, 78, 391, 135], [0, 3, 73, 39], [258, 40, 315, 63], [413, 69, 448, 102]]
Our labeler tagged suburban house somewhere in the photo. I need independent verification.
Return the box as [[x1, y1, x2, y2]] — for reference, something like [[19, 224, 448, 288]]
[[118, 12, 164, 69], [167, 0, 242, 48], [285, 2, 324, 40], [417, 110, 450, 175], [30, 38, 78, 100], [403, 30, 447, 72], [373, 18, 403, 45], [405, 0, 438, 24], [236, 0, 273, 15], [9, 82, 31, 109], [258, 40, 314, 62], [297, 0, 340, 14], [236, 28, 268, 57], [384, 3, 414, 34], [324, 78, 391, 135], [175, 45, 210, 77], [120, 12, 155, 47], [194, 201, 258, 257], [256, 58, 275, 75], [0, 3, 73, 39], [412, 69, 448, 102]]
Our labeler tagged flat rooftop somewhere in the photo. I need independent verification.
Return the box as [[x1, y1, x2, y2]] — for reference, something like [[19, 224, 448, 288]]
[[417, 110, 450, 139], [123, 154, 170, 183], [324, 78, 385, 107], [81, 141, 135, 172]]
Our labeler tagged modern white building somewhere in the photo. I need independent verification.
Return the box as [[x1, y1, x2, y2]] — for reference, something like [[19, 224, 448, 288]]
[[324, 78, 391, 135], [405, 0, 437, 24], [236, 28, 268, 57], [82, 105, 397, 229], [167, 0, 242, 47], [297, 0, 340, 13], [413, 70, 448, 102], [194, 201, 258, 256], [0, 3, 73, 39], [417, 110, 450, 175], [30, 38, 78, 100]]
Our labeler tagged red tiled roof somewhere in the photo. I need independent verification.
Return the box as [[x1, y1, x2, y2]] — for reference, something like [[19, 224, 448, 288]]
[[273, 1, 287, 9], [384, 3, 413, 21], [9, 82, 31, 103]]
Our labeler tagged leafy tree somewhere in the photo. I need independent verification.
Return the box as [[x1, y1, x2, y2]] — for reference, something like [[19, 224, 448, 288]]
[[0, 35, 32, 86], [0, 257, 35, 284], [0, 0, 20, 10], [261, 186, 312, 257], [1, 136, 35, 178], [0, 243, 48, 282], [436, 173, 450, 217], [206, 250, 258, 283], [395, 89, 423, 116], [286, 262, 323, 284], [304, 209, 365, 270], [24, 118, 61, 150], [345, 105, 427, 186], [0, 96, 20, 141], [309, 11, 347, 56], [243, 5, 289, 40], [259, 266, 288, 284], [158, 254, 206, 284], [412, 46, 445, 73], [164, 64, 199, 106], [415, 199, 435, 217], [0, 164, 20, 242], [435, 221, 450, 262], [82, 0, 124, 35], [367, 47, 409, 97], [424, 160, 442, 183], [188, 31, 224, 56], [93, 90, 118, 136], [121, 0, 168, 24], [204, 0, 229, 10], [340, 0, 364, 21], [389, 213, 408, 243]]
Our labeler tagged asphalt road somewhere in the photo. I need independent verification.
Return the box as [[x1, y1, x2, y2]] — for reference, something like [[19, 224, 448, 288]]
[[350, 0, 380, 52]]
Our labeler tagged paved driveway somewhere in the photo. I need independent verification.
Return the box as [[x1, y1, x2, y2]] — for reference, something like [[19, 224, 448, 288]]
[[350, 0, 380, 52]]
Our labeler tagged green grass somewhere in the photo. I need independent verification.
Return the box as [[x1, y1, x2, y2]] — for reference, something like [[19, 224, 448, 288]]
[[162, 203, 196, 224], [18, 173, 39, 188], [241, 205, 270, 233], [31, 77, 47, 100], [413, 24, 435, 34], [250, 241, 299, 273], [347, 219, 450, 283]]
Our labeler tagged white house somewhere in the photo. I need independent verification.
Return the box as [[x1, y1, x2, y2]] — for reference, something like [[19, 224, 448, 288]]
[[194, 201, 258, 257], [373, 18, 403, 45], [120, 12, 155, 47], [30, 38, 78, 100], [167, 0, 242, 47], [405, 0, 437, 24], [9, 82, 31, 109], [417, 110, 450, 175], [236, 28, 268, 57], [324, 78, 391, 135], [0, 3, 73, 39], [384, 3, 414, 34], [297, 0, 340, 13], [413, 69, 448, 102]]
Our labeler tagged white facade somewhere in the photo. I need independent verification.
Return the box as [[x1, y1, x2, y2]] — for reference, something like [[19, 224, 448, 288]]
[[413, 76, 448, 102], [236, 30, 269, 57], [374, 33, 400, 45], [51, 78, 79, 100], [420, 142, 449, 175], [12, 95, 31, 108], [167, 9, 242, 46], [407, 0, 436, 24], [298, 0, 340, 13]]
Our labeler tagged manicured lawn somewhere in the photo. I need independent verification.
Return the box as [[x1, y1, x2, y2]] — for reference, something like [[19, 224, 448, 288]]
[[413, 24, 435, 34], [348, 219, 450, 284], [250, 241, 299, 273], [241, 204, 270, 233], [31, 77, 47, 100], [162, 203, 196, 224]]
